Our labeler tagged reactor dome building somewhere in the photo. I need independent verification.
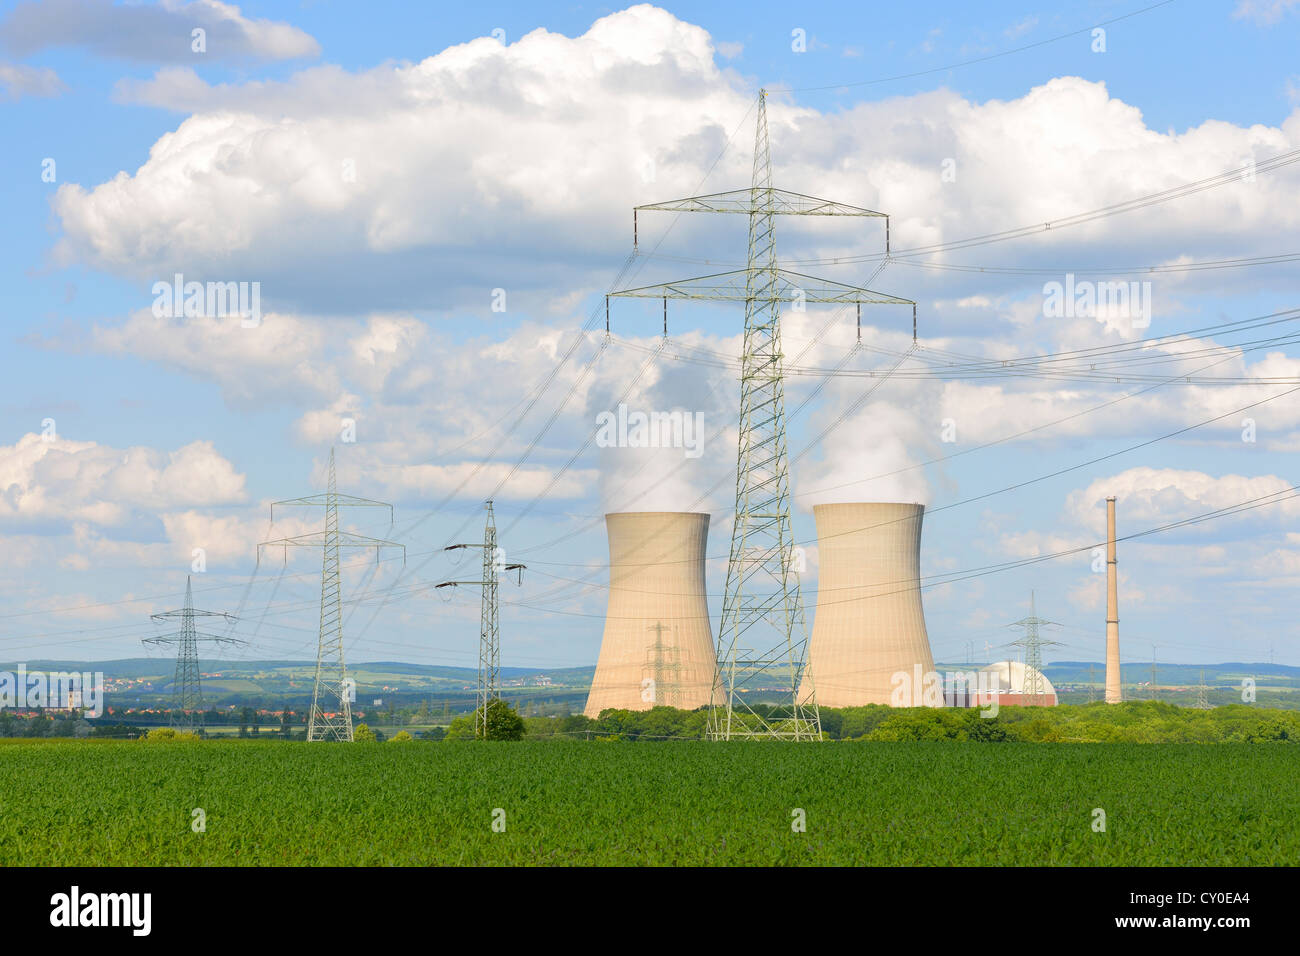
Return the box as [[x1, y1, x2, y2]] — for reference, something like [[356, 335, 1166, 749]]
[[978, 660, 1058, 707], [584, 511, 720, 718], [798, 501, 937, 707]]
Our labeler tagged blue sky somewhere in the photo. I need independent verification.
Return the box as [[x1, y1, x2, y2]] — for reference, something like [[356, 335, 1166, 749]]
[[2, 0, 1299, 672]]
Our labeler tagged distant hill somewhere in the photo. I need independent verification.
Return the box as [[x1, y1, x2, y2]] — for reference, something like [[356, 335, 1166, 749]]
[[932, 660, 1300, 684], [2, 658, 596, 683]]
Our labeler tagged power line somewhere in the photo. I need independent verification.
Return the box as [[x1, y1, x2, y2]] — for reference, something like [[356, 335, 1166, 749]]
[[767, 0, 1178, 93]]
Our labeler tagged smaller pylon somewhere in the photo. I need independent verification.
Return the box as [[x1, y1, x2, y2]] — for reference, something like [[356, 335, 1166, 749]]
[[644, 622, 684, 709], [438, 500, 525, 739], [1007, 591, 1063, 707], [1195, 669, 1212, 709], [259, 448, 405, 742], [143, 577, 244, 733]]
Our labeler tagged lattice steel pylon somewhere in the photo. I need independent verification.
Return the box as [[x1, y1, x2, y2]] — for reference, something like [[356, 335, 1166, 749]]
[[610, 89, 915, 740], [1007, 591, 1063, 707], [258, 448, 404, 742], [437, 500, 525, 739], [1195, 669, 1213, 709], [644, 622, 684, 709], [142, 576, 244, 733]]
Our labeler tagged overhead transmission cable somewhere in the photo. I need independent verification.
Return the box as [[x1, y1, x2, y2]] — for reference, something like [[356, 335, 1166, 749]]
[[765, 0, 1178, 93]]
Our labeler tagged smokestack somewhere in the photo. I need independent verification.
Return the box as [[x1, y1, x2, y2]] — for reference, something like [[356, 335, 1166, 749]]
[[583, 512, 719, 718], [1105, 496, 1122, 703]]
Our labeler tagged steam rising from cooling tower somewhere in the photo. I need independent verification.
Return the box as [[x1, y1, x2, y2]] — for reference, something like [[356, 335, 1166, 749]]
[[798, 502, 936, 707], [584, 512, 719, 718]]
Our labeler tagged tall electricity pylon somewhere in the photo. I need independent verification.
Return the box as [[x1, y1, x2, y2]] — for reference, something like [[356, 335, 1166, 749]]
[[438, 500, 525, 739], [610, 89, 915, 740], [1007, 591, 1063, 707], [259, 448, 404, 742], [142, 576, 244, 733]]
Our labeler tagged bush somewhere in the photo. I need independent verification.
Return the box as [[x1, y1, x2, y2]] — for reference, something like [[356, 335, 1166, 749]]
[[388, 730, 413, 742], [445, 700, 526, 740], [866, 708, 1010, 742], [483, 699, 525, 740], [353, 723, 377, 743], [141, 727, 200, 742]]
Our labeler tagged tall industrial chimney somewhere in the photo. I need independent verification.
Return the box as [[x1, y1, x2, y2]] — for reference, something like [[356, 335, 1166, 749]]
[[1105, 496, 1122, 703], [584, 512, 719, 718], [798, 502, 936, 707]]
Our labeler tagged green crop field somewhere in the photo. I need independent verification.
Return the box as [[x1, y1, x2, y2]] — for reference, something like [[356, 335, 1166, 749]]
[[0, 739, 1294, 866]]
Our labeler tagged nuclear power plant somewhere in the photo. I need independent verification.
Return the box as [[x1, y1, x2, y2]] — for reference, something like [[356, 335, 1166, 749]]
[[584, 499, 1090, 715], [583, 512, 720, 718], [797, 502, 937, 707]]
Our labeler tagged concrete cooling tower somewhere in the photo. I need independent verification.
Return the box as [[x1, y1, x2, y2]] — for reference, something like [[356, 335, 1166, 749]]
[[798, 502, 937, 707], [584, 512, 719, 718]]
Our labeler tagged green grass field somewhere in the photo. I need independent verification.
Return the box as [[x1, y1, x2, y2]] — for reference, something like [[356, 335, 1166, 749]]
[[1, 739, 1294, 865]]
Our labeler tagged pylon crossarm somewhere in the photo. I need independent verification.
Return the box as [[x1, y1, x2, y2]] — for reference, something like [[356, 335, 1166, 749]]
[[192, 632, 248, 645], [270, 494, 394, 522], [636, 187, 886, 217], [610, 268, 913, 305], [150, 607, 234, 622], [257, 532, 405, 568], [260, 531, 403, 549], [144, 632, 246, 646]]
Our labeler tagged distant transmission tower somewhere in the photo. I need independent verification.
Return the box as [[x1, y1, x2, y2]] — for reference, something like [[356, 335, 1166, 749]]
[[1149, 645, 1158, 701], [1195, 669, 1212, 709], [438, 500, 525, 739], [644, 622, 684, 708], [1087, 663, 1097, 703], [1007, 591, 1063, 707], [610, 89, 915, 740], [143, 577, 244, 733], [259, 448, 404, 742]]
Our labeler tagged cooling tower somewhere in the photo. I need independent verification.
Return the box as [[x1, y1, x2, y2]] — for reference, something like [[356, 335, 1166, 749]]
[[798, 502, 936, 707], [583, 512, 719, 718]]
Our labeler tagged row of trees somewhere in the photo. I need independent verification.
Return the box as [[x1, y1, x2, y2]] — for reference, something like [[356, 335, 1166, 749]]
[[10, 699, 1295, 744], [510, 701, 1300, 743]]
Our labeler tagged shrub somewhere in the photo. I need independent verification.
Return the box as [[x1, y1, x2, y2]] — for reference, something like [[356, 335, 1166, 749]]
[[353, 723, 377, 743], [141, 727, 200, 742]]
